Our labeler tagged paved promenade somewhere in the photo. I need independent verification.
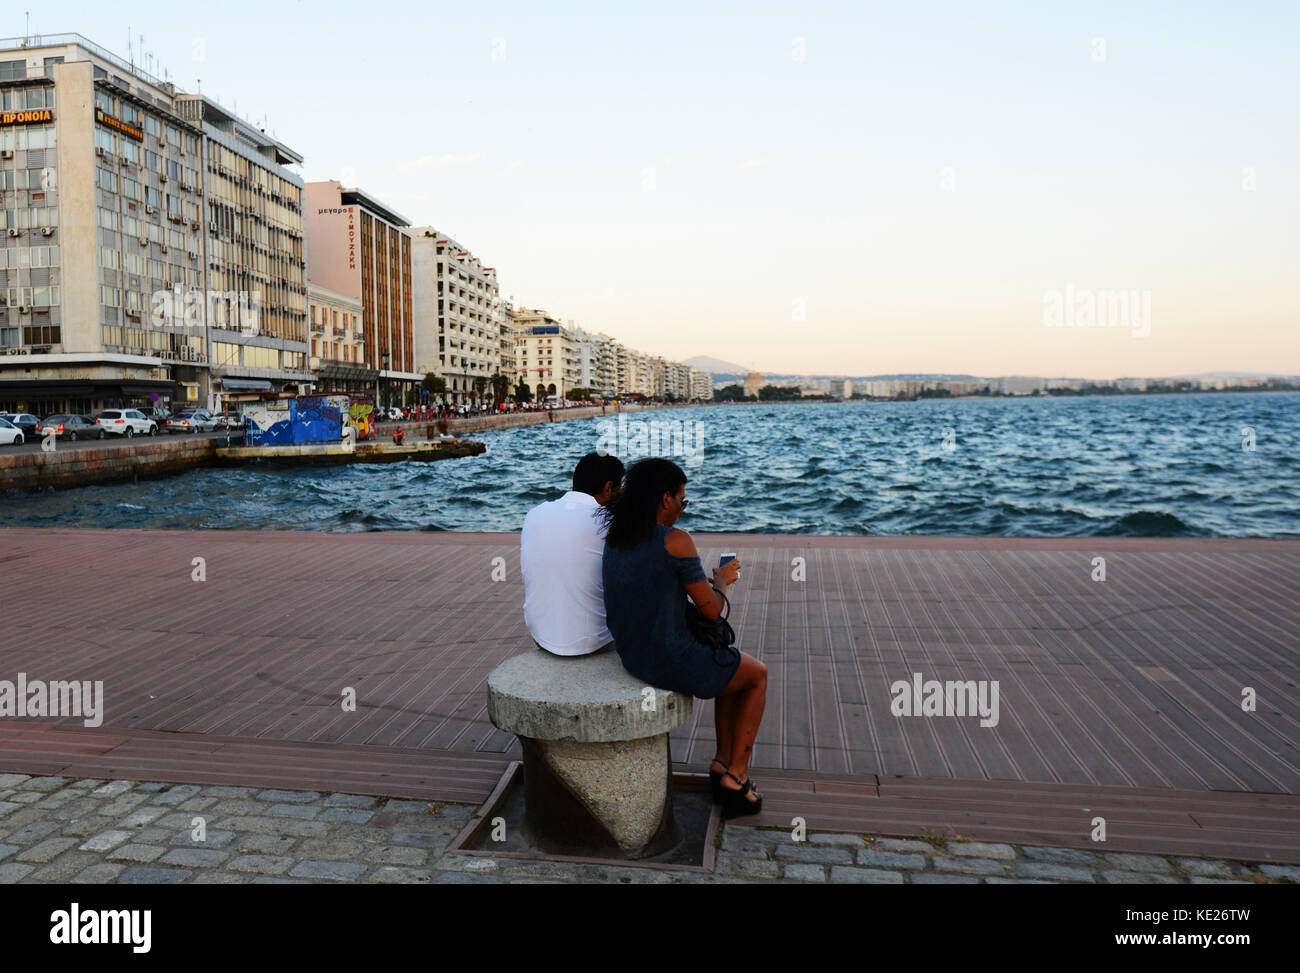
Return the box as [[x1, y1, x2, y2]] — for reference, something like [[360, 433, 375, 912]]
[[1, 775, 1292, 884], [0, 529, 1297, 869]]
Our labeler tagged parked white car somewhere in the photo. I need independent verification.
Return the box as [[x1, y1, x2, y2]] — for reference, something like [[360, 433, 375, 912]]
[[95, 409, 158, 438], [0, 416, 24, 446]]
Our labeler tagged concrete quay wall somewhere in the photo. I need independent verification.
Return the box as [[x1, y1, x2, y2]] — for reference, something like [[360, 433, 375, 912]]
[[0, 437, 216, 492]]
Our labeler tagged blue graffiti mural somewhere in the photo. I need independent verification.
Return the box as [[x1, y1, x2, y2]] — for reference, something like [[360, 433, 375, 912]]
[[243, 398, 344, 446]]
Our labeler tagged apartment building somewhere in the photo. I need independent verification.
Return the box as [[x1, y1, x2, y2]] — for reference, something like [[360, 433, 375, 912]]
[[688, 367, 713, 401], [512, 307, 574, 400], [177, 93, 310, 407], [306, 282, 366, 394], [305, 181, 417, 406], [0, 33, 310, 414], [410, 228, 501, 403], [496, 300, 515, 398]]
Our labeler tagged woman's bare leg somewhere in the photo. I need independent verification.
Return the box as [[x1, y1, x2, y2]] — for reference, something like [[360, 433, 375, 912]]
[[717, 653, 767, 802], [712, 694, 738, 775]]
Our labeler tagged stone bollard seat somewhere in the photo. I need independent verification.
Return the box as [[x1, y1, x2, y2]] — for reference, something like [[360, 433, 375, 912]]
[[487, 649, 692, 857]]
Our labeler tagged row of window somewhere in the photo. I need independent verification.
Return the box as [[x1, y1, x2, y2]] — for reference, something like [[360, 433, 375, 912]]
[[0, 208, 57, 229], [0, 125, 56, 152], [1, 86, 55, 111], [98, 209, 196, 247], [0, 246, 58, 269], [0, 325, 60, 347], [99, 326, 203, 351], [93, 131, 201, 185], [0, 168, 54, 192], [0, 286, 60, 307], [96, 167, 199, 206]]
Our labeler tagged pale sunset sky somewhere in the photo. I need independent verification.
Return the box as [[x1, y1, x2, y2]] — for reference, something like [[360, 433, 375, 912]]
[[34, 1, 1300, 377]]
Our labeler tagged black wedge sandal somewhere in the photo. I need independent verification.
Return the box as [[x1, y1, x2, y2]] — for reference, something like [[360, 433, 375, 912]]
[[720, 770, 762, 820], [709, 760, 730, 804]]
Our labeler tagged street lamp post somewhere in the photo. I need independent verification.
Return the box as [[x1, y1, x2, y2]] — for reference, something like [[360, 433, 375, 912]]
[[381, 350, 390, 412]]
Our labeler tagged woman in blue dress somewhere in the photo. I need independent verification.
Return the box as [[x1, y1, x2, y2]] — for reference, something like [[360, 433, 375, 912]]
[[602, 458, 768, 818]]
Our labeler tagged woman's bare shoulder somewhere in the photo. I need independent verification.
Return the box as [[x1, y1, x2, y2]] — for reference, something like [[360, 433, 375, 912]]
[[664, 527, 697, 558]]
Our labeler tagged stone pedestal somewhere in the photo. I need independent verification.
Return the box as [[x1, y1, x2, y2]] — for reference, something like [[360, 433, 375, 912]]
[[487, 649, 692, 858]]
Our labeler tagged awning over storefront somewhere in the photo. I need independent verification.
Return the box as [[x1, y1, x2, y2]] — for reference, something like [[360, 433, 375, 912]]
[[0, 378, 175, 398], [218, 378, 273, 391]]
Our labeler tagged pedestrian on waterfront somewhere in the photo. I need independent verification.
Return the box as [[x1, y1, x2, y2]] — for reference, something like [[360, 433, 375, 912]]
[[601, 458, 767, 819], [520, 452, 625, 657]]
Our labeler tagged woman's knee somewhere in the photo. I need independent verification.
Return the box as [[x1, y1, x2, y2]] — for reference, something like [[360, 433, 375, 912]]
[[736, 654, 767, 692]]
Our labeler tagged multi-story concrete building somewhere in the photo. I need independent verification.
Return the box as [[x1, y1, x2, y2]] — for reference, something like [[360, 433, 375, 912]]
[[306, 282, 366, 395], [593, 333, 619, 397], [997, 376, 1046, 395], [305, 181, 417, 407], [0, 33, 310, 415], [513, 307, 568, 400], [688, 367, 713, 401], [497, 300, 515, 399], [178, 93, 310, 408], [410, 228, 500, 403]]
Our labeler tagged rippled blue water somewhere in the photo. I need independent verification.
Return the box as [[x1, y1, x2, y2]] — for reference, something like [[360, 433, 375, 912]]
[[2, 393, 1296, 536]]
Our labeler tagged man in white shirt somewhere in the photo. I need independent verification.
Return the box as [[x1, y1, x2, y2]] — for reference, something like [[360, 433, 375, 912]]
[[521, 453, 625, 656]]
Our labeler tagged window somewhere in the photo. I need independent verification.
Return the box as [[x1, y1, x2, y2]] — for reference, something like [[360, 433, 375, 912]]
[[95, 90, 114, 114], [43, 57, 64, 79], [0, 60, 26, 82]]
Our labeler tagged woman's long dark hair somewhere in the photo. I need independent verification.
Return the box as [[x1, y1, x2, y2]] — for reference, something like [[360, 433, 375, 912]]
[[604, 457, 687, 551]]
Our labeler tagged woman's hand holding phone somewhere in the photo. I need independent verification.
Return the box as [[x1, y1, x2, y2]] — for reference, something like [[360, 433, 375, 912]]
[[712, 553, 741, 589]]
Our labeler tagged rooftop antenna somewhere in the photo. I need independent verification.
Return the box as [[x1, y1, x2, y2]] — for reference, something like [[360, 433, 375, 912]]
[[127, 26, 132, 68]]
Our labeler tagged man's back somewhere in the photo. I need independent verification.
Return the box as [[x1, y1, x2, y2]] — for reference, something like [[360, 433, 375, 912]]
[[521, 491, 613, 655]]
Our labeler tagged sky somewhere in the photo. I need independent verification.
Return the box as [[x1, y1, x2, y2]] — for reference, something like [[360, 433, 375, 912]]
[[27, 1, 1300, 377]]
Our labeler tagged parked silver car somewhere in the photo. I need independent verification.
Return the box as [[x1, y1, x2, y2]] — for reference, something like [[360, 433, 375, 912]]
[[37, 414, 105, 441], [166, 409, 217, 433]]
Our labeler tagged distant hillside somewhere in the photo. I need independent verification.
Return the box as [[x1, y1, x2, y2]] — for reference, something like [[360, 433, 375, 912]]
[[683, 355, 750, 375]]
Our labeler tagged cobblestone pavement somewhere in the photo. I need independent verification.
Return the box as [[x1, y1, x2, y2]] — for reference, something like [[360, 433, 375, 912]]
[[0, 774, 1295, 884]]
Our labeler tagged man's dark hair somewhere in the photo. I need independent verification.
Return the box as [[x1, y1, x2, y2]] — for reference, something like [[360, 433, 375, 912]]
[[573, 452, 625, 496]]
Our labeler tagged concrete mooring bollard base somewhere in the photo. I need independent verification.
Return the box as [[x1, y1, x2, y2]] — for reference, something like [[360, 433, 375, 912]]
[[486, 650, 693, 860], [519, 735, 680, 858]]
